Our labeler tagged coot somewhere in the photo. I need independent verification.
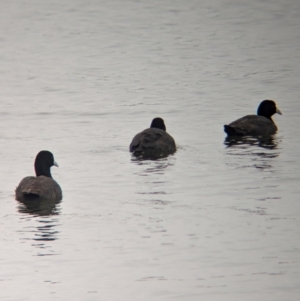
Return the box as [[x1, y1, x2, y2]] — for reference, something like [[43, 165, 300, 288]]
[[129, 117, 176, 159], [224, 100, 282, 136], [15, 151, 62, 201]]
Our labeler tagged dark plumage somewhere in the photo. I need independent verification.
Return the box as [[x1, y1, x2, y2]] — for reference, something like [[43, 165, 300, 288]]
[[129, 117, 176, 159], [224, 100, 282, 137], [15, 151, 62, 202]]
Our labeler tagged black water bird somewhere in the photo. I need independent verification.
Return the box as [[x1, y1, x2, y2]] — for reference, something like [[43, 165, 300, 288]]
[[15, 151, 62, 201], [129, 117, 176, 159], [224, 100, 282, 137]]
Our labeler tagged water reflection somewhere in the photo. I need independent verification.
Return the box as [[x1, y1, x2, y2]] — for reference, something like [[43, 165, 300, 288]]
[[224, 135, 279, 150], [130, 156, 175, 206], [224, 136, 280, 170], [131, 155, 176, 175], [17, 198, 61, 216], [17, 199, 61, 255]]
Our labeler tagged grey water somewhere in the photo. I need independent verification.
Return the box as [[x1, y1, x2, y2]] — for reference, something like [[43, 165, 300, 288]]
[[1, 0, 300, 300]]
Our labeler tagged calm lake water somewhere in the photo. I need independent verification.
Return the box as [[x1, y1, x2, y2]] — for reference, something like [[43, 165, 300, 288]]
[[1, 0, 300, 300]]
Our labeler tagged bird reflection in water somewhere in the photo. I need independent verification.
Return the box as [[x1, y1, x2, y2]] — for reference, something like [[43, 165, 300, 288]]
[[17, 199, 61, 255], [18, 198, 61, 216], [131, 156, 175, 207], [224, 135, 278, 150], [224, 135, 280, 170], [131, 155, 175, 175]]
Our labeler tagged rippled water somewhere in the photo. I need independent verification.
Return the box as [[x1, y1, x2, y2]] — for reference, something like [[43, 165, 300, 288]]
[[1, 0, 300, 300]]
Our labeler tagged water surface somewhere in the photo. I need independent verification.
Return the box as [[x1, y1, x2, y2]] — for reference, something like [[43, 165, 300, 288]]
[[0, 0, 300, 300]]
